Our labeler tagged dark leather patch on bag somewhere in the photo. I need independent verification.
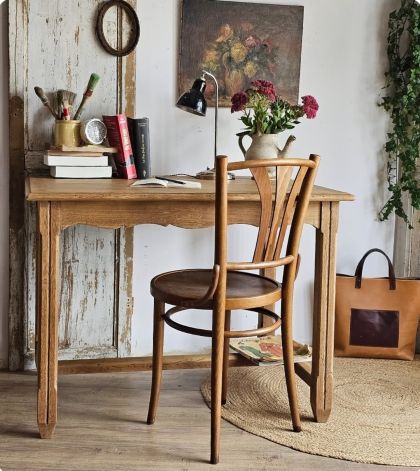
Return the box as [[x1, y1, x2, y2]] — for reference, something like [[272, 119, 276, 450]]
[[349, 308, 399, 348]]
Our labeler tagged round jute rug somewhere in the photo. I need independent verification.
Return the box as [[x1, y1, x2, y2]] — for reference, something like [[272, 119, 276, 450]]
[[201, 357, 420, 466]]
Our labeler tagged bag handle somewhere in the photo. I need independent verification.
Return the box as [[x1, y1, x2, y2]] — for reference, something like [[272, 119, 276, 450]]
[[354, 248, 396, 290]]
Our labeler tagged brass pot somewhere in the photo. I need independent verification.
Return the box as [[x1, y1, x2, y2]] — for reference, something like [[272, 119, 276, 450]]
[[53, 120, 82, 147]]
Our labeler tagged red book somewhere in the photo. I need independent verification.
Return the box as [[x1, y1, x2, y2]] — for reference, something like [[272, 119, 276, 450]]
[[103, 114, 137, 179]]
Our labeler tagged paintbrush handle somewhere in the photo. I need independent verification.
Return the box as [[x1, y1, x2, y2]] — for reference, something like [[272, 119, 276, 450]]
[[34, 86, 60, 119], [45, 102, 59, 119], [73, 96, 88, 120], [74, 73, 100, 120]]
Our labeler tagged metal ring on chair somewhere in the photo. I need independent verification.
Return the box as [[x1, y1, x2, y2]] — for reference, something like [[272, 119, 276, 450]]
[[96, 0, 140, 57]]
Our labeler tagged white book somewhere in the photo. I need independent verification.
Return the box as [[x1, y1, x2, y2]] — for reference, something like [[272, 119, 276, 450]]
[[50, 166, 112, 179], [44, 155, 108, 167], [131, 177, 201, 189]]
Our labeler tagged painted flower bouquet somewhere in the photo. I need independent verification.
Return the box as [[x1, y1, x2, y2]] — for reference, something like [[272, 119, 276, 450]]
[[200, 23, 279, 97], [231, 79, 319, 136]]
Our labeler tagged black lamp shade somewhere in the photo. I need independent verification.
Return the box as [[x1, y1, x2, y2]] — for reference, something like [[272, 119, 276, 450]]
[[176, 78, 207, 116]]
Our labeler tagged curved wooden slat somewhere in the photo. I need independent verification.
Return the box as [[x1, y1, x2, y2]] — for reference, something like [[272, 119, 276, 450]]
[[227, 158, 317, 171], [274, 166, 308, 260], [264, 165, 293, 261], [250, 166, 273, 262], [226, 255, 294, 271]]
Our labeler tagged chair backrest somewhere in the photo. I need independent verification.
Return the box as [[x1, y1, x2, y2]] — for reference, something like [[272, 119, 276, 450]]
[[214, 155, 320, 284]]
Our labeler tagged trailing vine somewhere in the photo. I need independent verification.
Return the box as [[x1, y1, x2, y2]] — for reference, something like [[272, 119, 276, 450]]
[[379, 0, 420, 226]]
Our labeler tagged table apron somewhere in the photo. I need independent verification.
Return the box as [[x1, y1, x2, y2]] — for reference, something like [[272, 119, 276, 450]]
[[55, 200, 321, 230]]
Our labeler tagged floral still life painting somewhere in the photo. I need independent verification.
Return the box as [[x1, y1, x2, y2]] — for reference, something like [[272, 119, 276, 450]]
[[178, 0, 304, 107]]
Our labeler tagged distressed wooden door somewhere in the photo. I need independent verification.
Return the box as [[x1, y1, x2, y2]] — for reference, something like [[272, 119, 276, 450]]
[[9, 0, 136, 370]]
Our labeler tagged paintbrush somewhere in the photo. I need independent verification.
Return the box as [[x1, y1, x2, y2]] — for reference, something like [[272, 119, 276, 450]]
[[34, 86, 60, 120], [73, 73, 101, 120], [62, 99, 71, 121], [56, 89, 77, 119]]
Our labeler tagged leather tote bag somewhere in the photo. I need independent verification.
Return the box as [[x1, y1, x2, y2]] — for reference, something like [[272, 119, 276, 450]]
[[335, 248, 420, 360]]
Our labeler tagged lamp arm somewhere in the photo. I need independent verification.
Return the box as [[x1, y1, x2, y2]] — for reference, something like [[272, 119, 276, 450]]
[[202, 70, 218, 162]]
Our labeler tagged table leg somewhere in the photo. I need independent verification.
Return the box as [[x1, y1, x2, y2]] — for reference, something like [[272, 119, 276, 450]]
[[37, 202, 60, 438], [311, 202, 339, 422]]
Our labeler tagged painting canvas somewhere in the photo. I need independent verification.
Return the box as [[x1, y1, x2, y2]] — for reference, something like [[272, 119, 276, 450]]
[[178, 0, 304, 107]]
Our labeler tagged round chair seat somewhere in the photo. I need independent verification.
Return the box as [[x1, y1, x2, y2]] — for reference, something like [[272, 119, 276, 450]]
[[151, 269, 281, 310]]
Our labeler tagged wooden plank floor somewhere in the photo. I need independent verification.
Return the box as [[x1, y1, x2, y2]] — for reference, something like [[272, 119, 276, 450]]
[[0, 369, 415, 471]]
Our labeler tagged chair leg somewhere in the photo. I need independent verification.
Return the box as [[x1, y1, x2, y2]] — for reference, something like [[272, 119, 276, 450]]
[[281, 296, 302, 432], [221, 310, 231, 405], [147, 299, 165, 425], [211, 307, 225, 464]]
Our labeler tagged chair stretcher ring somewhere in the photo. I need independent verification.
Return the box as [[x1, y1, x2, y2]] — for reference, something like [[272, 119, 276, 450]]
[[163, 306, 281, 338]]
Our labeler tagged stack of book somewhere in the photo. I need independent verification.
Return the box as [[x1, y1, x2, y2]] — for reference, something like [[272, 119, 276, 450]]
[[45, 145, 116, 179], [103, 114, 151, 180]]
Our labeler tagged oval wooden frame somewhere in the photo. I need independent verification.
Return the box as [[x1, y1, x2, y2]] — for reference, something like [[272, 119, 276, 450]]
[[96, 0, 140, 57]]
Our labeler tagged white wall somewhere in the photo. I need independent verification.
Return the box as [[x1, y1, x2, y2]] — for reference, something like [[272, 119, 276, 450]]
[[0, 0, 399, 365], [0, 0, 9, 368], [131, 0, 397, 356]]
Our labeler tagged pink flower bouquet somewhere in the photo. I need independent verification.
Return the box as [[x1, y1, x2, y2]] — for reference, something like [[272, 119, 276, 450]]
[[231, 79, 319, 136]]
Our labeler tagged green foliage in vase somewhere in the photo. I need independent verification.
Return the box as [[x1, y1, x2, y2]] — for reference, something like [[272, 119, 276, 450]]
[[379, 0, 420, 226]]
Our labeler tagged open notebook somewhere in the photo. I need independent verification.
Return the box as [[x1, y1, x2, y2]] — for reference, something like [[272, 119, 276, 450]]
[[131, 177, 201, 189]]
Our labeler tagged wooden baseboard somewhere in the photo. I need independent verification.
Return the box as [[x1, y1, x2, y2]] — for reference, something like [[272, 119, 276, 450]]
[[58, 353, 252, 375]]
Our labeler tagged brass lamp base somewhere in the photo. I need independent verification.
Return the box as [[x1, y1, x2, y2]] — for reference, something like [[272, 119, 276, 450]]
[[196, 169, 216, 180], [196, 168, 235, 180]]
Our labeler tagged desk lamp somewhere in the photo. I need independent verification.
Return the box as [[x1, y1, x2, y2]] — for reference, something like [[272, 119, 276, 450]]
[[176, 70, 220, 180]]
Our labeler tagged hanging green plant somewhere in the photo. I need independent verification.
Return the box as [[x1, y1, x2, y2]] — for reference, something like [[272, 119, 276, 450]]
[[379, 0, 420, 226]]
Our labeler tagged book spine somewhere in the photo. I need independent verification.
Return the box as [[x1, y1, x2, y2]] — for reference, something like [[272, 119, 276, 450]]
[[103, 114, 137, 179], [128, 117, 151, 179]]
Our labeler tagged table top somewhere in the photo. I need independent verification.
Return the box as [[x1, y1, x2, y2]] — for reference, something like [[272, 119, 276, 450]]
[[26, 176, 355, 203]]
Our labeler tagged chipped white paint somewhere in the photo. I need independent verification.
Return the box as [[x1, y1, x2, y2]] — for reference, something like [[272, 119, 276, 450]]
[[10, 0, 136, 370], [57, 226, 117, 359], [23, 202, 37, 368], [26, 2, 119, 149], [9, 0, 29, 371]]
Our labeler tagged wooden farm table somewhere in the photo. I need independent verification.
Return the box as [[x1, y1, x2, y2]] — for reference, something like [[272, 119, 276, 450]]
[[26, 176, 354, 438]]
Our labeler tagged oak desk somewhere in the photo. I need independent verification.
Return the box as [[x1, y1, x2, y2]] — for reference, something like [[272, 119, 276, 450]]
[[26, 176, 354, 439]]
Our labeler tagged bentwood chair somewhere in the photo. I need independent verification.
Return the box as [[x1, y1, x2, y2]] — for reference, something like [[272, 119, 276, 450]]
[[147, 154, 320, 464]]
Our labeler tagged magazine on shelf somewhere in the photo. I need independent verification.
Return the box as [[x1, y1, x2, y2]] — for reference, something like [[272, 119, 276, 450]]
[[229, 335, 312, 365]]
